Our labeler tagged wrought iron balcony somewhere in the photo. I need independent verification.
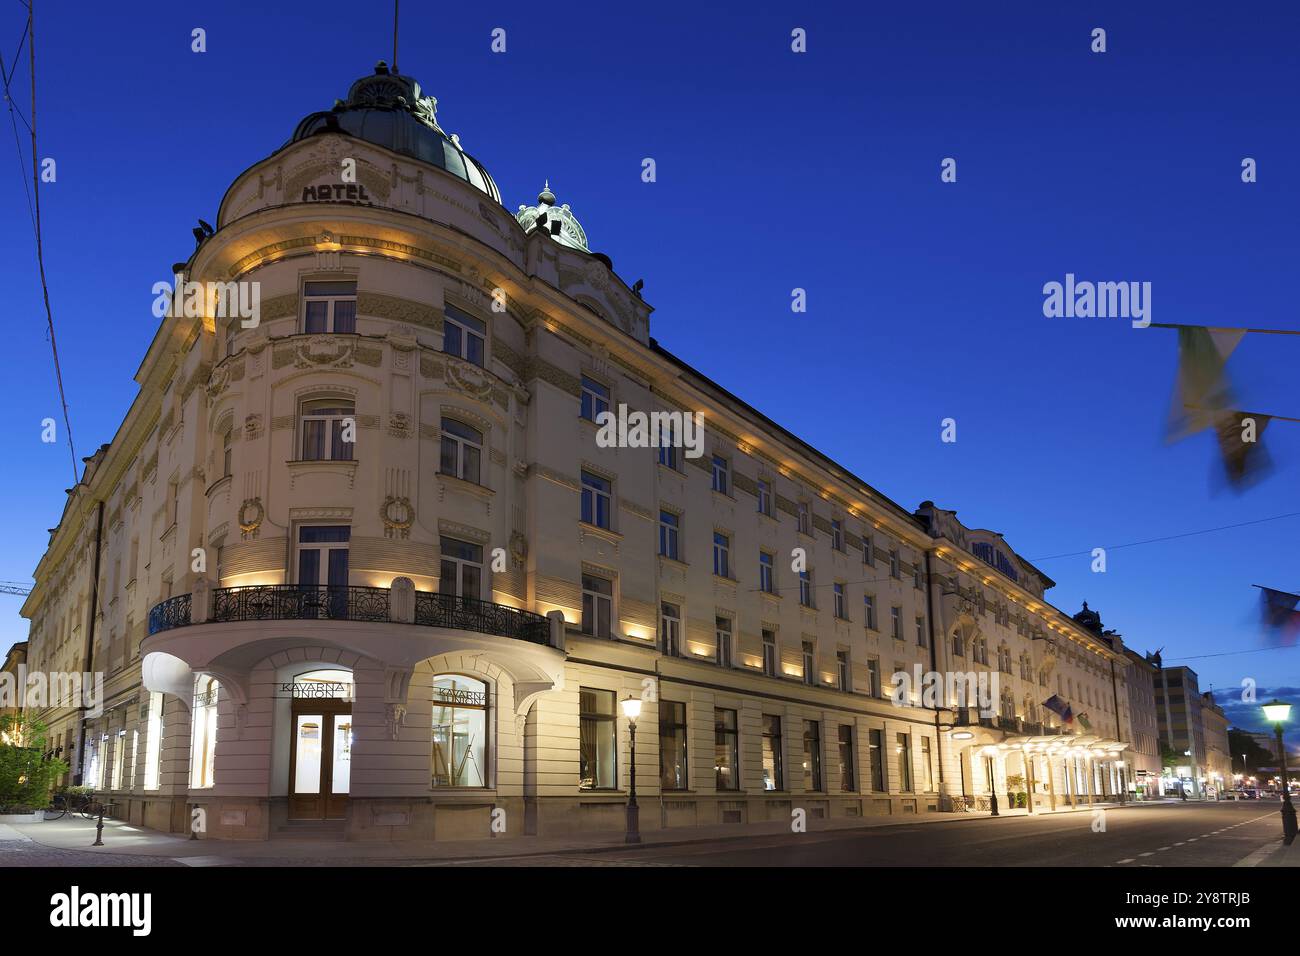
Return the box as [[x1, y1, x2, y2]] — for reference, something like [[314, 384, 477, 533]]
[[147, 585, 551, 646]]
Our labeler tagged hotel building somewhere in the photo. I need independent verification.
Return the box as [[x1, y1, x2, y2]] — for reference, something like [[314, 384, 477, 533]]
[[19, 63, 1134, 841]]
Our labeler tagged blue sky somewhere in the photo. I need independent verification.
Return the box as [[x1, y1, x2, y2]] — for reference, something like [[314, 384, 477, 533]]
[[3, 1, 1297, 745]]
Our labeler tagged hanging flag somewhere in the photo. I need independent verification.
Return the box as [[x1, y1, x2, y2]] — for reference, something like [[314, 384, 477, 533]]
[[1214, 412, 1272, 488], [1259, 585, 1300, 646], [1076, 712, 1093, 732], [1166, 326, 1245, 442], [1042, 695, 1074, 724]]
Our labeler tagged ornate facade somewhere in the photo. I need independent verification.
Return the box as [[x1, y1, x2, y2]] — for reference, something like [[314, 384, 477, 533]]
[[20, 63, 1135, 841]]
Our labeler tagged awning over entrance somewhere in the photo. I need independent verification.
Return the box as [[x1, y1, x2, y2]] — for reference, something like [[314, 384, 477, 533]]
[[949, 724, 1128, 758]]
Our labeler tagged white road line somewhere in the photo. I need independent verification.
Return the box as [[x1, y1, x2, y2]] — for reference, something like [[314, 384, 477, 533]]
[[1116, 857, 1136, 864], [1139, 851, 1154, 857]]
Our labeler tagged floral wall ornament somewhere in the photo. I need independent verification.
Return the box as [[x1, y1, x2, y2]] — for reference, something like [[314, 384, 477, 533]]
[[294, 335, 355, 369], [238, 498, 265, 537], [381, 495, 414, 539], [509, 531, 528, 567]]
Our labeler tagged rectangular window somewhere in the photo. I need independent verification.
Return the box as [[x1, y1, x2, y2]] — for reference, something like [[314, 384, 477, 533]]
[[913, 562, 924, 590], [864, 594, 877, 630], [439, 536, 483, 599], [916, 616, 927, 647], [581, 471, 612, 529], [803, 720, 822, 792], [797, 501, 810, 535], [889, 549, 900, 579], [712, 531, 731, 578], [659, 510, 679, 560], [443, 304, 485, 366], [799, 570, 813, 608], [659, 701, 688, 791], [297, 525, 350, 590], [660, 602, 680, 656], [869, 729, 885, 791], [715, 616, 732, 668], [657, 418, 678, 470], [896, 732, 912, 791], [439, 418, 483, 484], [580, 375, 610, 422], [833, 582, 846, 619], [838, 725, 856, 792], [802, 641, 816, 686], [222, 428, 233, 479], [758, 550, 774, 593], [837, 650, 851, 692], [143, 691, 163, 790], [863, 533, 874, 566], [921, 737, 935, 792], [831, 519, 844, 551], [756, 479, 772, 516], [711, 455, 730, 495], [891, 606, 902, 640], [579, 688, 617, 790], [715, 708, 739, 791], [761, 715, 784, 791], [302, 280, 357, 334], [867, 658, 881, 698], [581, 575, 613, 638], [111, 729, 125, 790], [300, 399, 355, 461], [762, 629, 778, 677]]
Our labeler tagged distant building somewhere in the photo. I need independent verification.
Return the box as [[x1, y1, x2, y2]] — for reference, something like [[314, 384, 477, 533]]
[[1199, 692, 1231, 795], [0, 642, 26, 720], [1153, 660, 1207, 796], [1121, 647, 1162, 796]]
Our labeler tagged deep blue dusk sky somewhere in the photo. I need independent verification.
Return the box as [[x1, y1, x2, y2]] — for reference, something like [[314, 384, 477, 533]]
[[2, 1, 1297, 743]]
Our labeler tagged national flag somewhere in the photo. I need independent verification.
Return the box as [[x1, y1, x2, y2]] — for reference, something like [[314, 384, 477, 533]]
[[1042, 695, 1074, 724], [1259, 586, 1300, 646], [1166, 326, 1245, 443], [1076, 712, 1093, 732], [1214, 412, 1272, 489]]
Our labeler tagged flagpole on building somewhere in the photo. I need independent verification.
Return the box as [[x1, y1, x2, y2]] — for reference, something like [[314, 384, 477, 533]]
[[1149, 323, 1300, 335]]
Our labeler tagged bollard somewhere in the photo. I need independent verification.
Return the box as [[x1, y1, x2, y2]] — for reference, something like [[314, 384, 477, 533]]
[[92, 806, 104, 847]]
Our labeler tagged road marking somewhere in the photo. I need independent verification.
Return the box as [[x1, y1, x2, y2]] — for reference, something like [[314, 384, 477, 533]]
[[1139, 851, 1154, 857], [1116, 857, 1136, 864], [1187, 837, 1197, 842]]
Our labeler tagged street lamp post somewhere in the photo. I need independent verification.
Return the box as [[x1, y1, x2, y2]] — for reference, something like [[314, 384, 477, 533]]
[[621, 696, 642, 845], [1261, 700, 1296, 846], [985, 749, 1000, 817]]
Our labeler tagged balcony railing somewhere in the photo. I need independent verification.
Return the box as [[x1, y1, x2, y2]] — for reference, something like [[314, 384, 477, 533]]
[[147, 593, 192, 635], [415, 592, 549, 644], [211, 585, 390, 624], [147, 585, 551, 646]]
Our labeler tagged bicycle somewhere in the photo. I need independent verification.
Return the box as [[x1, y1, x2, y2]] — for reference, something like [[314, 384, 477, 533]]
[[45, 790, 92, 820]]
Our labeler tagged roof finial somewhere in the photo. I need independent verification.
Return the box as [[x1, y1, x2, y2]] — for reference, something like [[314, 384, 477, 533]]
[[539, 180, 556, 205]]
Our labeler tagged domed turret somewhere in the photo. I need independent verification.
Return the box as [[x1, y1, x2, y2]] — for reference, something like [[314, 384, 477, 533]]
[[290, 61, 501, 203], [516, 181, 590, 252]]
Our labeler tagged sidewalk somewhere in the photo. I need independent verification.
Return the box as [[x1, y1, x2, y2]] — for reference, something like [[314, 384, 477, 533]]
[[1, 799, 1151, 865]]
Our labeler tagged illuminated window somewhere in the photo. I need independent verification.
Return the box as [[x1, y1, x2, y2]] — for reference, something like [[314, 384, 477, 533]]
[[143, 692, 163, 790], [302, 280, 357, 334], [190, 676, 219, 789], [431, 675, 488, 788]]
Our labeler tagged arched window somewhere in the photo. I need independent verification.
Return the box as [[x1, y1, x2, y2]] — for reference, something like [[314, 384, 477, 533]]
[[190, 676, 219, 789], [431, 675, 488, 787]]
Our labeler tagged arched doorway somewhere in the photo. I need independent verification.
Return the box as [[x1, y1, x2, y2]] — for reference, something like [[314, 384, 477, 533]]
[[287, 668, 354, 820]]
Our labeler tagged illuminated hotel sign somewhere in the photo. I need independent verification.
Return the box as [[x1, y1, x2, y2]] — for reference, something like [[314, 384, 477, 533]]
[[301, 184, 372, 203]]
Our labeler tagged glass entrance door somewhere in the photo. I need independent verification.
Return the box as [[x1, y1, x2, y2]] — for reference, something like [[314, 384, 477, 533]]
[[289, 701, 352, 820]]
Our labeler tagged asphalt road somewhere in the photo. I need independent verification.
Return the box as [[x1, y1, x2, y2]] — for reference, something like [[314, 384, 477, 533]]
[[455, 801, 1286, 867]]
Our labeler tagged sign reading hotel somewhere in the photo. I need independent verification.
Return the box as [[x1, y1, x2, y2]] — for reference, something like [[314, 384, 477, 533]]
[[301, 183, 373, 203]]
